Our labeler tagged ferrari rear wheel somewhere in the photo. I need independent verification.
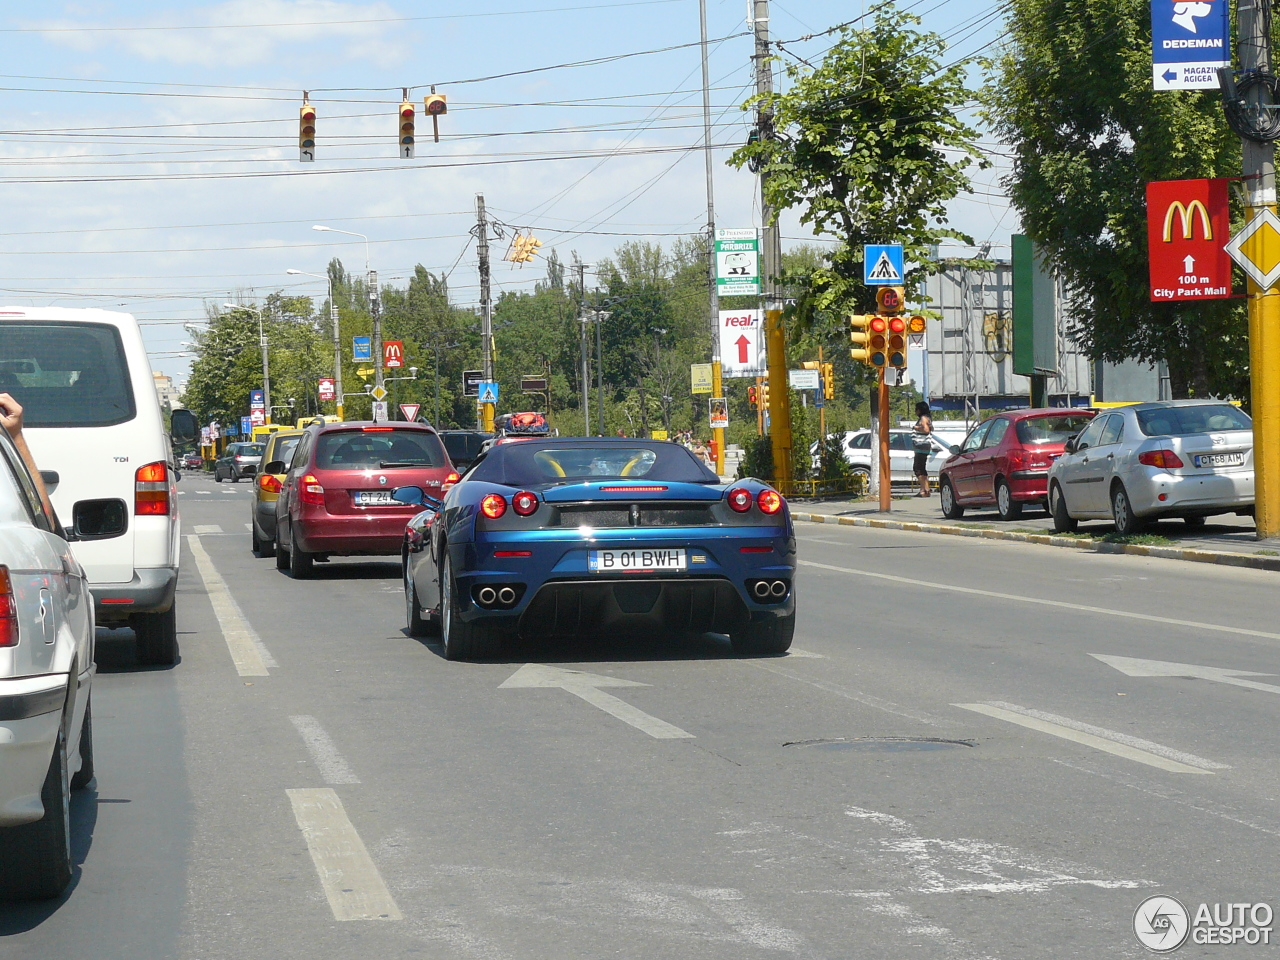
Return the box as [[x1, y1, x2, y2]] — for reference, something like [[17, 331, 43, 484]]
[[732, 612, 795, 656], [441, 554, 500, 660]]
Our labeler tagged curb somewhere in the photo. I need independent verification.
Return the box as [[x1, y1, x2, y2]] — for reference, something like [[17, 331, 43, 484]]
[[793, 512, 1280, 574]]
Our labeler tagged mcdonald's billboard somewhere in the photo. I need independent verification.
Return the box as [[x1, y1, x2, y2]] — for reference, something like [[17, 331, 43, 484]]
[[1146, 178, 1231, 301]]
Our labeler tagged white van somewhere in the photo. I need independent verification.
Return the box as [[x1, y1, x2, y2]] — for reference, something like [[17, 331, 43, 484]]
[[0, 308, 196, 664]]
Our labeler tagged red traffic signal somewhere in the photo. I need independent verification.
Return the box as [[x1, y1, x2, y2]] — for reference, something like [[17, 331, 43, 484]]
[[747, 385, 758, 408], [299, 103, 316, 162], [868, 317, 888, 367], [399, 100, 415, 158]]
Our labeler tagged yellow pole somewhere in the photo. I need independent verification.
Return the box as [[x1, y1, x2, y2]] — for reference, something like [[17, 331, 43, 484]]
[[765, 307, 793, 490], [336, 399, 345, 421], [482, 402, 495, 433], [711, 360, 726, 476], [878, 370, 891, 513], [1249, 276, 1280, 539], [817, 345, 826, 442]]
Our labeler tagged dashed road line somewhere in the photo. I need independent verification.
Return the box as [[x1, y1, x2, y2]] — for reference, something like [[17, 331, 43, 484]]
[[186, 535, 275, 676], [193, 524, 223, 534], [955, 701, 1220, 774], [286, 788, 402, 921], [290, 715, 360, 784]]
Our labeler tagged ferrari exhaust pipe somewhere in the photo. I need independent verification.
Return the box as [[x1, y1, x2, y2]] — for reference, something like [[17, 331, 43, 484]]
[[497, 586, 516, 606], [770, 580, 787, 597], [477, 586, 497, 607], [752, 580, 772, 599]]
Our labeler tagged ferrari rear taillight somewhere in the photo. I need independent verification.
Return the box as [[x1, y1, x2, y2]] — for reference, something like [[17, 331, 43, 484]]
[[0, 566, 16, 647], [481, 494, 507, 519], [300, 474, 325, 505], [727, 488, 753, 512], [1139, 449, 1185, 469], [757, 489, 783, 514], [135, 460, 170, 516], [258, 474, 283, 494], [512, 490, 539, 516]]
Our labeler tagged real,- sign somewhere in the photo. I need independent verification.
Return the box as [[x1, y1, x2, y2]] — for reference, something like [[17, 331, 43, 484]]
[[690, 363, 713, 394], [715, 228, 760, 296], [352, 336, 372, 361], [1146, 178, 1231, 301], [1151, 0, 1230, 90], [399, 403, 420, 422], [462, 370, 483, 397], [317, 377, 335, 401], [863, 244, 905, 286], [718, 309, 765, 378], [383, 340, 405, 368]]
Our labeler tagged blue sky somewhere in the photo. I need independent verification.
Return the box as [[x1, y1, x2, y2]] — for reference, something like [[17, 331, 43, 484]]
[[0, 0, 1013, 380]]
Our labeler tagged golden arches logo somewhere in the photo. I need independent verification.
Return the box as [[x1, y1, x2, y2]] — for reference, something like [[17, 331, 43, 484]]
[[1162, 200, 1213, 242]]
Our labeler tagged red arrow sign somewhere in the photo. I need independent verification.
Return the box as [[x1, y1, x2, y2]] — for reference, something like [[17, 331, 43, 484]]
[[735, 334, 750, 364], [399, 403, 420, 422]]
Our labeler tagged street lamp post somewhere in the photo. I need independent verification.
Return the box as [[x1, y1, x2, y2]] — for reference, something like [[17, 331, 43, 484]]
[[312, 225, 382, 394], [224, 303, 270, 424], [287, 268, 344, 420]]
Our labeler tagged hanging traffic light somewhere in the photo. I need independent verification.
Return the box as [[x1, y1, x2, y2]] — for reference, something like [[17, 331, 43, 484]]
[[821, 361, 834, 399], [868, 316, 888, 368], [299, 102, 316, 162], [508, 233, 542, 264], [887, 316, 907, 368], [399, 100, 415, 158], [875, 285, 905, 316], [850, 314, 872, 365], [424, 92, 448, 143]]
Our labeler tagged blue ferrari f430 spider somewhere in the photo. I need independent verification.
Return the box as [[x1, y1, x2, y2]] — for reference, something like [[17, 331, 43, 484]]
[[396, 437, 796, 660]]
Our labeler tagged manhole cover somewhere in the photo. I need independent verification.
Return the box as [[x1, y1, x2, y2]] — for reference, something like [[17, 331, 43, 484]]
[[783, 737, 975, 753]]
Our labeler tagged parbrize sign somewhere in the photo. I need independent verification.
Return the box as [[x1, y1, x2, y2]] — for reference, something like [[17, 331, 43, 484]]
[[317, 377, 335, 401], [1146, 178, 1232, 301], [718, 309, 766, 378], [1151, 0, 1230, 90], [715, 229, 760, 296]]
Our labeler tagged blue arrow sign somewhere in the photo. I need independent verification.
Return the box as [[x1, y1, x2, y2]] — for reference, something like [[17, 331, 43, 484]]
[[1151, 0, 1229, 90], [352, 336, 372, 361], [240, 416, 252, 436]]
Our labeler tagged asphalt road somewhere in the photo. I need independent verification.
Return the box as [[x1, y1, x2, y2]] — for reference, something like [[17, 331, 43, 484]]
[[4, 470, 1279, 958]]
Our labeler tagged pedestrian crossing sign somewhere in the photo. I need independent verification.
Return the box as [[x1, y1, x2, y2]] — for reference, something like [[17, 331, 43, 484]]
[[864, 244, 905, 286], [478, 381, 500, 405]]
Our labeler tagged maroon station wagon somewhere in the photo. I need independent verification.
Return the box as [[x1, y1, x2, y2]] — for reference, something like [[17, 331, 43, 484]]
[[272, 421, 459, 578], [938, 408, 1097, 521]]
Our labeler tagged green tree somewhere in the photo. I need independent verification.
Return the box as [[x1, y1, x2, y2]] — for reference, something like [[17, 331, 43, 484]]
[[985, 0, 1247, 399], [728, 5, 984, 329]]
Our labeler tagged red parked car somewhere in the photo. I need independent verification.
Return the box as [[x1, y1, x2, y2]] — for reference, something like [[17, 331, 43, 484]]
[[938, 408, 1096, 521], [272, 421, 459, 578]]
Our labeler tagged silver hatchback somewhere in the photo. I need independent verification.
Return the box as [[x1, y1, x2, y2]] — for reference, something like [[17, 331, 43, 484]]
[[1047, 401, 1254, 534]]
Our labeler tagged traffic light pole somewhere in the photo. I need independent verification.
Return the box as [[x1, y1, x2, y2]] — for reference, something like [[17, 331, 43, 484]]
[[476, 194, 495, 433], [753, 0, 792, 491], [1238, 0, 1280, 540], [878, 370, 891, 512]]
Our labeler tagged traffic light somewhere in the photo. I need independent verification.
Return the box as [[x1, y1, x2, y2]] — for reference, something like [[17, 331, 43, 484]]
[[875, 285, 905, 316], [887, 316, 907, 368], [821, 361, 834, 399], [399, 100, 415, 158], [908, 315, 926, 335], [759, 379, 770, 411], [850, 314, 872, 364], [424, 92, 448, 143], [747, 385, 758, 409], [868, 316, 888, 368], [299, 102, 316, 162]]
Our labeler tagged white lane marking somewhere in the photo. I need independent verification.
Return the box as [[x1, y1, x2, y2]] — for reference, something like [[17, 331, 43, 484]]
[[955, 701, 1217, 774], [1092, 653, 1280, 695], [193, 524, 223, 534], [500, 663, 694, 739], [186, 535, 276, 676], [795, 535, 846, 545], [785, 647, 824, 658], [196, 490, 212, 495], [744, 658, 943, 726], [290, 716, 360, 784], [800, 558, 1280, 644], [286, 788, 402, 921]]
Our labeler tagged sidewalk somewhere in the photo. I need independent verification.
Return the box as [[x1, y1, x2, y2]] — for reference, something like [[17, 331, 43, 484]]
[[787, 488, 1280, 572]]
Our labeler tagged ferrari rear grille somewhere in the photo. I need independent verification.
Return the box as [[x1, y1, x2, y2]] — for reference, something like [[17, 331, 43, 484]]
[[553, 503, 715, 528]]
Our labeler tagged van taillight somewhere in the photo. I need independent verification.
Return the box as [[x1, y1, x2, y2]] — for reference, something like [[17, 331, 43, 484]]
[[135, 461, 170, 516], [300, 474, 326, 505], [0, 566, 16, 647]]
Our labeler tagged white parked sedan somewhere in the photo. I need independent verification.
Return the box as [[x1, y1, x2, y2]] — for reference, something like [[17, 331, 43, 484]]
[[0, 426, 95, 900], [812, 429, 960, 483], [1047, 400, 1255, 535]]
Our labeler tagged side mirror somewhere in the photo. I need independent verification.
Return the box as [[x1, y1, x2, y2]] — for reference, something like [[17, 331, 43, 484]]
[[1064, 436, 1078, 454], [170, 408, 198, 443], [71, 498, 128, 541], [392, 485, 426, 506], [949, 444, 960, 455], [262, 460, 286, 475]]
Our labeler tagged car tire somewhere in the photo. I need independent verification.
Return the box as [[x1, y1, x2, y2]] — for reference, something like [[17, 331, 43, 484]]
[[71, 695, 94, 790], [732, 612, 795, 656], [135, 606, 178, 666], [289, 539, 314, 579], [0, 729, 72, 900], [251, 523, 273, 559], [214, 469, 223, 483], [1111, 482, 1145, 536], [995, 480, 1022, 521], [275, 534, 290, 572], [405, 562, 434, 637], [939, 479, 964, 519], [851, 465, 871, 486], [440, 554, 499, 660], [1050, 483, 1078, 533], [229, 471, 239, 484]]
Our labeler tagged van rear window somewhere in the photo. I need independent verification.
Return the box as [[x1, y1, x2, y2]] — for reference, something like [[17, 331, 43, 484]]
[[0, 322, 136, 427]]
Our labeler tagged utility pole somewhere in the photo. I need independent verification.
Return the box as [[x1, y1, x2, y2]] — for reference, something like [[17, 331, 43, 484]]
[[596, 301, 605, 436], [576, 258, 590, 434], [753, 0, 793, 490], [330, 297, 344, 421], [259, 312, 272, 425], [1238, 0, 1280, 539], [700, 0, 725, 475], [476, 194, 495, 432]]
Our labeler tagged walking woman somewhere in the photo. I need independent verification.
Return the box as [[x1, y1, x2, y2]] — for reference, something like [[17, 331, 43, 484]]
[[911, 401, 933, 497]]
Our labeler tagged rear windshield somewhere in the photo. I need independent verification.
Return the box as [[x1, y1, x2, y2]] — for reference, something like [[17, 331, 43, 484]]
[[315, 429, 447, 469], [238, 443, 265, 456], [1136, 405, 1251, 437], [0, 322, 136, 428], [272, 436, 301, 467], [470, 442, 719, 486], [1015, 414, 1096, 444]]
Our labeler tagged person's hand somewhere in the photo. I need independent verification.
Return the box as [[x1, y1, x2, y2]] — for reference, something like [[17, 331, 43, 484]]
[[0, 393, 23, 439]]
